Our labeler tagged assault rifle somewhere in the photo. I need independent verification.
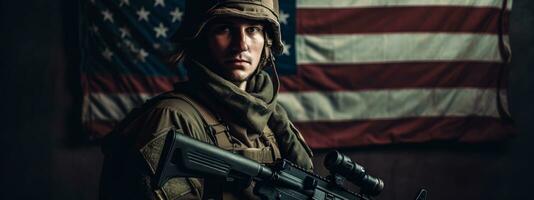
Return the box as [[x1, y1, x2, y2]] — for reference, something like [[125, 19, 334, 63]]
[[153, 130, 383, 199], [153, 130, 391, 200]]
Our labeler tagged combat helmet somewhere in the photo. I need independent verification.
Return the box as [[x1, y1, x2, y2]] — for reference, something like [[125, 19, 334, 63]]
[[175, 0, 284, 55]]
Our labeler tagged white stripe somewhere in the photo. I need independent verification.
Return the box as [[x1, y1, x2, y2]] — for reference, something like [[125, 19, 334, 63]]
[[84, 89, 507, 122], [296, 33, 503, 64], [82, 93, 151, 122], [278, 88, 505, 122], [297, 0, 513, 10]]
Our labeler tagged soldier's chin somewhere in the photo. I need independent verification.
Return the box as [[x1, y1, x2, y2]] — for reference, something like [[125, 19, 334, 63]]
[[226, 71, 251, 83]]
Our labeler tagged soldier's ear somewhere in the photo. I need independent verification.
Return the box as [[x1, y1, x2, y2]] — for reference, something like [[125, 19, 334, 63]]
[[264, 31, 273, 47]]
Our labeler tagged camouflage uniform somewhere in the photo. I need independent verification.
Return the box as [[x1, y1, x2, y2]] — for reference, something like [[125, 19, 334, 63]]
[[100, 0, 313, 199]]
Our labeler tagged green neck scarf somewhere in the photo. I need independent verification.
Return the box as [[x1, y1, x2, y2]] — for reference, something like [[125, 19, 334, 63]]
[[181, 58, 276, 133], [176, 58, 313, 170]]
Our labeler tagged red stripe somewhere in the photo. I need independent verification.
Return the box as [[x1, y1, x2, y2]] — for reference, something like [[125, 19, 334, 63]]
[[295, 117, 515, 149], [279, 62, 504, 92], [297, 6, 509, 34], [86, 117, 515, 145], [87, 118, 515, 146], [87, 117, 515, 147], [81, 74, 183, 94]]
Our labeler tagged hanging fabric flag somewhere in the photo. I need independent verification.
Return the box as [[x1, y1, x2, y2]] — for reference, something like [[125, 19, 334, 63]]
[[81, 0, 515, 148]]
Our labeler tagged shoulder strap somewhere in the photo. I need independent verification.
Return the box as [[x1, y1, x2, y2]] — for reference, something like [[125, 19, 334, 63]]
[[159, 92, 229, 145]]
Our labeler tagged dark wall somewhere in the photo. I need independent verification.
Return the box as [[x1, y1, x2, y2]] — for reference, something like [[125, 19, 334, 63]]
[[1, 0, 532, 199]]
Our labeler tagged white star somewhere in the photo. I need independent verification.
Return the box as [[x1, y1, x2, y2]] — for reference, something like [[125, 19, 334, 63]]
[[102, 10, 114, 23], [119, 0, 130, 7], [154, 0, 165, 7], [102, 48, 114, 61], [136, 7, 150, 22], [170, 7, 183, 23], [153, 43, 161, 50], [124, 40, 137, 52], [119, 26, 131, 38], [137, 48, 149, 62], [153, 23, 168, 38], [282, 42, 291, 56], [90, 24, 99, 33], [279, 10, 289, 25]]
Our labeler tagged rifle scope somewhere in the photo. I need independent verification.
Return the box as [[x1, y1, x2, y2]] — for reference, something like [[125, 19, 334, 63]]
[[324, 151, 384, 196]]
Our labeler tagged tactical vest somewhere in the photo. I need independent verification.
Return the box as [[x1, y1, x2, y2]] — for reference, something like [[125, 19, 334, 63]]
[[160, 92, 282, 163], [152, 92, 282, 200]]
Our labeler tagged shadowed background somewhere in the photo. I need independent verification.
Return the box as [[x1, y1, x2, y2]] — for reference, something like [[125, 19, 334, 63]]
[[1, 0, 533, 199]]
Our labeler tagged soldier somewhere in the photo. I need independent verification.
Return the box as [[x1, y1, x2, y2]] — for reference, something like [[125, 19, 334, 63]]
[[99, 0, 314, 199]]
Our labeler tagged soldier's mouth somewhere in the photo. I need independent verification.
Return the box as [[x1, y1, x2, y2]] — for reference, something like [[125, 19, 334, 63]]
[[225, 59, 250, 65]]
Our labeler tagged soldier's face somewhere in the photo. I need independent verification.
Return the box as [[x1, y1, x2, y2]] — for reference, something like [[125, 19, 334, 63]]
[[206, 18, 265, 83]]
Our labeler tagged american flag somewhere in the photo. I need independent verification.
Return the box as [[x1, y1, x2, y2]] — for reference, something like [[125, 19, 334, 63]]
[[81, 0, 515, 148]]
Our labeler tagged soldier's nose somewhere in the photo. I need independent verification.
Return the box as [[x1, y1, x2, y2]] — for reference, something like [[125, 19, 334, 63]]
[[231, 29, 248, 52]]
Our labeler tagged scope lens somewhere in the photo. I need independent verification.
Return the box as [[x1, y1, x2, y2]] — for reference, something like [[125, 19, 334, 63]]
[[324, 151, 384, 196]]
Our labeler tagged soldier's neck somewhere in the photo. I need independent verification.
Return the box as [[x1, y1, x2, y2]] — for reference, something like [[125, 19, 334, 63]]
[[236, 81, 247, 91]]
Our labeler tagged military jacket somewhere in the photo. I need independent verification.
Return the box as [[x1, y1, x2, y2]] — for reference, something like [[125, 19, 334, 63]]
[[100, 91, 313, 200]]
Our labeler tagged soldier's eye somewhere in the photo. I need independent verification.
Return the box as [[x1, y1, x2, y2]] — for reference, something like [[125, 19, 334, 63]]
[[246, 26, 263, 34]]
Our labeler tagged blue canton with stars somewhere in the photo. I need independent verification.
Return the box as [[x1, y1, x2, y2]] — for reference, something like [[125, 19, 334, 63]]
[[81, 0, 296, 77]]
